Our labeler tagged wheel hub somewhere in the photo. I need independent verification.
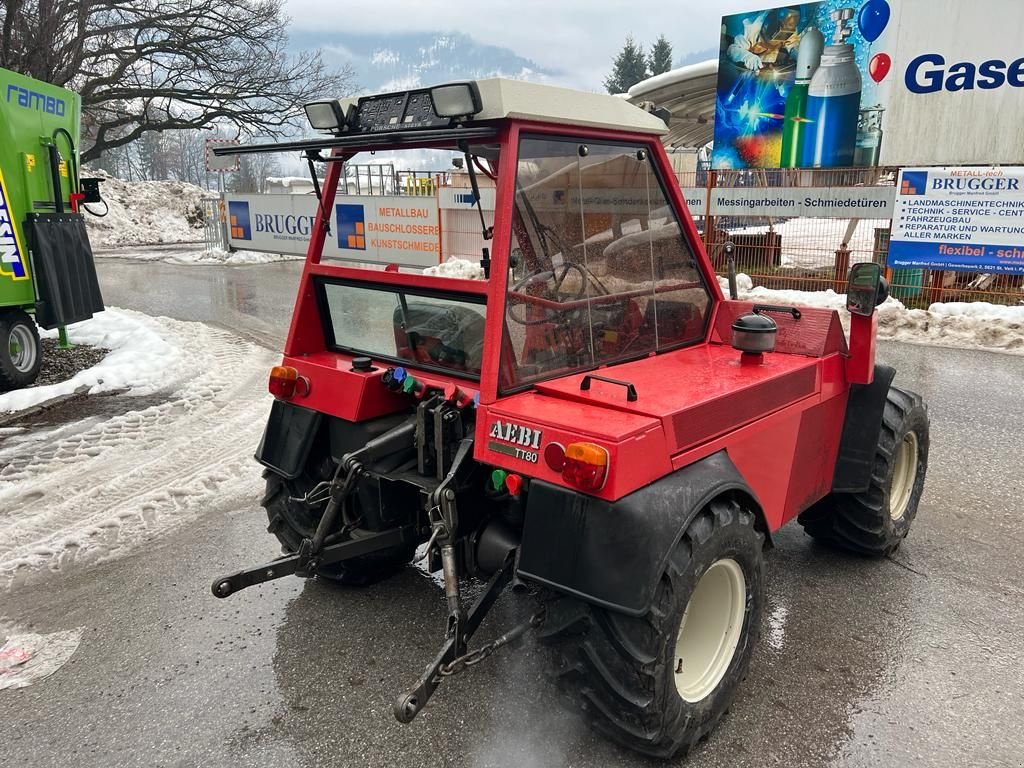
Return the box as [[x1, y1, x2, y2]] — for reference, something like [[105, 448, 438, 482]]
[[890, 431, 919, 520], [674, 557, 746, 703], [8, 325, 37, 374]]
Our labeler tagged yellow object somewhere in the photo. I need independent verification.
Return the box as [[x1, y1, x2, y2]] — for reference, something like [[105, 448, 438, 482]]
[[24, 154, 35, 172], [564, 442, 608, 467]]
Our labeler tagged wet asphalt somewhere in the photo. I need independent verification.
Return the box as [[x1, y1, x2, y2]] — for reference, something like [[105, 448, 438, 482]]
[[1, 256, 1022, 767]]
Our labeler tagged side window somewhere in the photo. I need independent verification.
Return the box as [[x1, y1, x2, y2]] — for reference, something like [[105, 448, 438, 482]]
[[502, 137, 711, 391]]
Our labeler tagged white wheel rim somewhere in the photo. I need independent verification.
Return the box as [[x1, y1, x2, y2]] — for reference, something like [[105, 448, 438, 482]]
[[674, 558, 746, 703], [8, 325, 36, 374], [890, 431, 919, 521]]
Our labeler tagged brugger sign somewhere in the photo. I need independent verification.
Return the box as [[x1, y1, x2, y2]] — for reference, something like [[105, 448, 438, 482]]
[[889, 167, 1024, 275], [225, 193, 443, 268]]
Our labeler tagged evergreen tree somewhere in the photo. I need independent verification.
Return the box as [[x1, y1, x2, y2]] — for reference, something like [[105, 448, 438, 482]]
[[649, 35, 674, 76], [604, 36, 650, 94]]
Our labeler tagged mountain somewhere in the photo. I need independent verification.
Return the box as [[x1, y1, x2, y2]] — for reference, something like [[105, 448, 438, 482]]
[[289, 30, 561, 94], [675, 47, 719, 69]]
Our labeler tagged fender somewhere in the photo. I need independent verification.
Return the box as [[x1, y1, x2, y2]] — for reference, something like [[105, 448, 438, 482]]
[[255, 400, 322, 479], [831, 364, 897, 493], [516, 451, 766, 617]]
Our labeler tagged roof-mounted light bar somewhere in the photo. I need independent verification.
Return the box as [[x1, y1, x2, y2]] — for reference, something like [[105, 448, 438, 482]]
[[430, 82, 482, 119], [302, 81, 483, 136], [304, 100, 349, 133]]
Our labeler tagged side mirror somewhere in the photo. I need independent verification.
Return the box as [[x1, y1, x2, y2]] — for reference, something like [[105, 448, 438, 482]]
[[846, 263, 887, 317]]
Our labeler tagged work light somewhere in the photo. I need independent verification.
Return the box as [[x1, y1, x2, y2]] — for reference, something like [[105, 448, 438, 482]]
[[430, 82, 483, 119], [304, 100, 347, 132]]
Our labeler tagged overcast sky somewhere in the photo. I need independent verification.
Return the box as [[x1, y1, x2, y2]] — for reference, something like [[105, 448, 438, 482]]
[[285, 0, 784, 88]]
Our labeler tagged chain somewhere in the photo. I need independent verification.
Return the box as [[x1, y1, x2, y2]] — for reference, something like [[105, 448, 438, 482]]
[[439, 608, 545, 677]]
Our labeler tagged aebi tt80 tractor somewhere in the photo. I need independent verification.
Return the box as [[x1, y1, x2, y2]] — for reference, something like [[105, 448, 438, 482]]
[[211, 79, 929, 758]]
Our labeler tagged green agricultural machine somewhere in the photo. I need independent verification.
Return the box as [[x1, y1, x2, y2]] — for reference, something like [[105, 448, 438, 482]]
[[0, 66, 104, 390]]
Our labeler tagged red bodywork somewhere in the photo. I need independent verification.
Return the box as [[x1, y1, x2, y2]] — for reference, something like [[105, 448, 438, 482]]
[[273, 120, 873, 535]]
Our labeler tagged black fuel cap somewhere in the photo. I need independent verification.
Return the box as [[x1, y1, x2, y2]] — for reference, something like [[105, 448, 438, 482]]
[[731, 313, 778, 354], [351, 356, 374, 372]]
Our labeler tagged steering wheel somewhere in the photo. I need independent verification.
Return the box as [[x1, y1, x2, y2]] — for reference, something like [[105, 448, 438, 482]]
[[507, 262, 590, 326]]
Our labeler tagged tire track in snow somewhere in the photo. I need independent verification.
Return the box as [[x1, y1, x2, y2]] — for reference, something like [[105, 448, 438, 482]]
[[0, 316, 277, 590]]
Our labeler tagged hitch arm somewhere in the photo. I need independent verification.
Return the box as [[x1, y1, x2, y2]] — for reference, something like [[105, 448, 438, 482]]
[[211, 527, 412, 598], [393, 554, 515, 723]]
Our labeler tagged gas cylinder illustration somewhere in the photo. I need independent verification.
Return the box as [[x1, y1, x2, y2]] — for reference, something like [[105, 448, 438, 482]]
[[780, 25, 824, 168], [854, 106, 884, 167], [802, 8, 862, 168]]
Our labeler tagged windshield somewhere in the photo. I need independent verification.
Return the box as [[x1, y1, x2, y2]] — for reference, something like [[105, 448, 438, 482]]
[[319, 280, 487, 379], [501, 136, 712, 392]]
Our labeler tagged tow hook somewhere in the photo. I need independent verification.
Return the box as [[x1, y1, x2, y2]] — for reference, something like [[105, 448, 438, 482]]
[[392, 554, 542, 723]]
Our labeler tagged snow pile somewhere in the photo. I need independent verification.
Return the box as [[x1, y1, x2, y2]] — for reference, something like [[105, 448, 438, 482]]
[[0, 314, 276, 587], [423, 257, 485, 280], [927, 302, 1024, 322], [96, 246, 302, 266], [0, 629, 81, 690], [720, 274, 1024, 355], [0, 308, 191, 413], [83, 168, 210, 248]]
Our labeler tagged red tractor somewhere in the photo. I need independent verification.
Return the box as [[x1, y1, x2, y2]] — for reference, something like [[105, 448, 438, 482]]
[[212, 79, 929, 758]]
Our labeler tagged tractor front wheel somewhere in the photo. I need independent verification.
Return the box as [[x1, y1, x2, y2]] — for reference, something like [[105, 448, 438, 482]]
[[540, 498, 765, 758], [0, 310, 42, 391], [799, 386, 929, 556]]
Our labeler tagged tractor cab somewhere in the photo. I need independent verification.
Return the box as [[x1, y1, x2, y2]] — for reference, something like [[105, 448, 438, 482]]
[[211, 79, 925, 759], [246, 80, 723, 488]]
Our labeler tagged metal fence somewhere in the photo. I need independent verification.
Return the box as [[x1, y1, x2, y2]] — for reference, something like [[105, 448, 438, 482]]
[[203, 198, 227, 253], [678, 167, 1024, 308]]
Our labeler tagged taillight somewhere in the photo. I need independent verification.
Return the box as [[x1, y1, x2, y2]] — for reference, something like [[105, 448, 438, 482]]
[[269, 366, 306, 399], [561, 442, 609, 492]]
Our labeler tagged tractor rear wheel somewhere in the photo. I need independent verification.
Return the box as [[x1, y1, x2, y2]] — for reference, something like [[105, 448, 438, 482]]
[[261, 460, 416, 585], [540, 498, 765, 758], [799, 386, 929, 556], [0, 310, 42, 391]]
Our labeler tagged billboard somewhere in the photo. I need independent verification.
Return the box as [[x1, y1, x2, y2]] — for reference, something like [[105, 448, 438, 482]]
[[882, 0, 1024, 167], [714, 0, 1024, 170], [889, 167, 1024, 274], [714, 1, 897, 170]]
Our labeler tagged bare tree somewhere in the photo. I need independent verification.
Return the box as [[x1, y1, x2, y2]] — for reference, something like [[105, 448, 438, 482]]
[[229, 151, 279, 193], [0, 0, 356, 162]]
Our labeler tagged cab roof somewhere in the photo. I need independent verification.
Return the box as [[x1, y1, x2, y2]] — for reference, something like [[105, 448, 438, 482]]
[[471, 78, 669, 136]]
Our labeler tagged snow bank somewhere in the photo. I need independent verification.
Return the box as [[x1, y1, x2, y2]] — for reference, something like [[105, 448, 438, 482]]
[[927, 302, 1024, 322], [96, 246, 302, 266], [0, 308, 191, 413], [0, 314, 276, 587], [423, 257, 485, 280], [719, 274, 1024, 355], [83, 168, 210, 248]]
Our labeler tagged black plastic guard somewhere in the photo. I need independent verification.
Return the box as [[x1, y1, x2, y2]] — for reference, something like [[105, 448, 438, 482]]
[[256, 401, 322, 480], [831, 364, 897, 493], [26, 213, 104, 330], [517, 451, 761, 617]]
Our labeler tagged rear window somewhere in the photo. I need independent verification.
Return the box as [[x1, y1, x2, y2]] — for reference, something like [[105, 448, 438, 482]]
[[318, 280, 486, 379]]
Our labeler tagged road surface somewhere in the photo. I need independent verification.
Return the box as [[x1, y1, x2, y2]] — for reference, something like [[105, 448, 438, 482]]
[[0, 256, 1021, 767]]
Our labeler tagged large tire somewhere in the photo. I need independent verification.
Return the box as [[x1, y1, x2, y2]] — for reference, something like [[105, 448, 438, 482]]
[[261, 462, 416, 586], [540, 498, 765, 758], [799, 386, 929, 556], [0, 310, 42, 391]]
